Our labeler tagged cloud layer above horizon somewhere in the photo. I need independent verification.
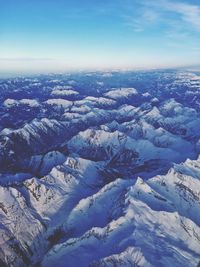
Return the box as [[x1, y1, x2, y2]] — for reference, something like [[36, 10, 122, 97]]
[[0, 0, 200, 73]]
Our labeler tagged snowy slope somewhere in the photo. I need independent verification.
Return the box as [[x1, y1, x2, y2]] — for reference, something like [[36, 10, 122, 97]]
[[42, 156, 200, 267], [1, 71, 200, 267]]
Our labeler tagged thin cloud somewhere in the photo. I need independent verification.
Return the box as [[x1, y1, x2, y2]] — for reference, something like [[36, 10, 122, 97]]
[[146, 0, 200, 31], [123, 8, 160, 32], [164, 1, 200, 30], [124, 0, 200, 32]]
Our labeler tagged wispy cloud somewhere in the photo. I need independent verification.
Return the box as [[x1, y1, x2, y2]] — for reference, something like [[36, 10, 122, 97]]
[[123, 0, 200, 33], [123, 8, 159, 32], [159, 0, 200, 31]]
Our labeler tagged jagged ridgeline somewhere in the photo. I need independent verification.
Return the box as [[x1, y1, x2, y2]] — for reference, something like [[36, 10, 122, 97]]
[[0, 70, 200, 267]]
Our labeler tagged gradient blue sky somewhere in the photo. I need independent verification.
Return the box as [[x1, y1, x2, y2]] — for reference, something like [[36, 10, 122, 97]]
[[0, 0, 200, 73]]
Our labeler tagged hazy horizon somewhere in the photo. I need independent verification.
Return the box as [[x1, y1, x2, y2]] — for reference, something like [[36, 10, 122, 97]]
[[1, 64, 200, 79], [1, 0, 200, 73]]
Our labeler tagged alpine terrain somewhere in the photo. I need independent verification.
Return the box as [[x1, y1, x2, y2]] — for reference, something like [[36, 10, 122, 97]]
[[0, 70, 200, 267]]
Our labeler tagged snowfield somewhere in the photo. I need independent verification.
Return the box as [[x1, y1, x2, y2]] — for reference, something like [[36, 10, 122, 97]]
[[0, 70, 200, 267]]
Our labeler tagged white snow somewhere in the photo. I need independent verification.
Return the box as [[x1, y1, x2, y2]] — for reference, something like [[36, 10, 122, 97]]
[[104, 87, 138, 100], [45, 99, 72, 108]]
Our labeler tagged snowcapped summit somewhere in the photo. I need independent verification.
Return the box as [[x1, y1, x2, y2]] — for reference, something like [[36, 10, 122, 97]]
[[51, 89, 79, 97], [3, 98, 40, 108], [104, 87, 138, 100], [45, 98, 72, 109], [1, 71, 200, 267], [41, 156, 200, 267]]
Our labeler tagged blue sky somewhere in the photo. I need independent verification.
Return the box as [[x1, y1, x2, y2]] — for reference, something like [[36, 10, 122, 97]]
[[0, 0, 200, 73]]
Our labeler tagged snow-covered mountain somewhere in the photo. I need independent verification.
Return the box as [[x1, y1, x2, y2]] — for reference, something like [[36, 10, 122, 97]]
[[41, 156, 200, 267], [0, 70, 200, 267], [1, 155, 199, 267]]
